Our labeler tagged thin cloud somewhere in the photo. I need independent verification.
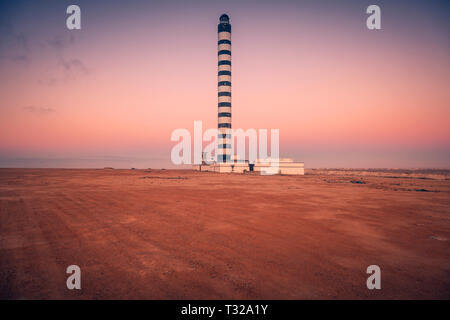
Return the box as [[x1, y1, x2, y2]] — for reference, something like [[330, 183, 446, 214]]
[[38, 58, 90, 86], [9, 54, 29, 65], [37, 77, 62, 86], [47, 34, 76, 50], [23, 106, 56, 114], [58, 58, 89, 75], [14, 32, 29, 51], [0, 22, 30, 66]]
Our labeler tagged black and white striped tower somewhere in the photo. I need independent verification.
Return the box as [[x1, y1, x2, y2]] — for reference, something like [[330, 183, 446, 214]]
[[217, 14, 232, 163]]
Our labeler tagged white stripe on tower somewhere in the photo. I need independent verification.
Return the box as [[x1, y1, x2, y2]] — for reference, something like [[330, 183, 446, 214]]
[[217, 14, 232, 163]]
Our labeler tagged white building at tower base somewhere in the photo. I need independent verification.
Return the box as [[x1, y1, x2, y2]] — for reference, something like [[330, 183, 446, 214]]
[[193, 158, 305, 175], [194, 14, 305, 175]]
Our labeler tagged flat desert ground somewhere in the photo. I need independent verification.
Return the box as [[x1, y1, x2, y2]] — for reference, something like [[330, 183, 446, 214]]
[[0, 168, 449, 299]]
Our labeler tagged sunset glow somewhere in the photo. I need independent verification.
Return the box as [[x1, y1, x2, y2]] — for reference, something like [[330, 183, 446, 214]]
[[1, 0, 449, 168]]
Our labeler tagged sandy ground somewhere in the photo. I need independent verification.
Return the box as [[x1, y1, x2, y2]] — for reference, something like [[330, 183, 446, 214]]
[[0, 168, 449, 299]]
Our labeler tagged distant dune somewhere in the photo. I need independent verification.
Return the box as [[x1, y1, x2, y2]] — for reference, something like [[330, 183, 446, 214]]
[[307, 168, 450, 181]]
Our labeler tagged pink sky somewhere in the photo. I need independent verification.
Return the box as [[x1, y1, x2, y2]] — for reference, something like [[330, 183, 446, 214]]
[[0, 0, 449, 168]]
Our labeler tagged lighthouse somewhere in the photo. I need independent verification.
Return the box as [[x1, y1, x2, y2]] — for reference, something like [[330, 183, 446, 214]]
[[192, 14, 305, 174], [217, 14, 232, 162]]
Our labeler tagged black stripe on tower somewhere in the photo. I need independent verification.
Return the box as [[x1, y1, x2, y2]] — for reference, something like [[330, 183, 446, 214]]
[[218, 60, 231, 66], [218, 102, 231, 107], [218, 112, 231, 117], [218, 123, 231, 128], [218, 24, 231, 33], [218, 81, 231, 87], [218, 92, 231, 97], [218, 71, 231, 76], [218, 50, 231, 56], [218, 39, 231, 45]]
